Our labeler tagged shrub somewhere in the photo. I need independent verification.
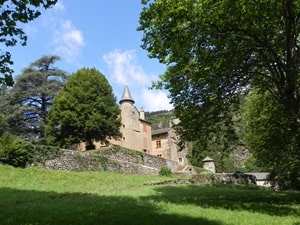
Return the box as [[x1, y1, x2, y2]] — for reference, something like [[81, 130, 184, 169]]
[[27, 144, 62, 165], [159, 166, 172, 176], [96, 155, 108, 171], [0, 132, 30, 167], [0, 132, 62, 167], [193, 166, 214, 174]]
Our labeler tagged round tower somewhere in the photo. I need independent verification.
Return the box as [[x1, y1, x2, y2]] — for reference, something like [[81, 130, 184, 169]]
[[202, 156, 216, 173]]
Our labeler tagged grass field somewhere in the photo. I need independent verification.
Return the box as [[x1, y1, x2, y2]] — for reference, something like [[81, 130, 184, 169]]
[[0, 164, 299, 225]]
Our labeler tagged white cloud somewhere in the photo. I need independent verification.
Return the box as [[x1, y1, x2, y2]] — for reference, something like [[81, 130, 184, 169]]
[[36, 0, 85, 64], [141, 89, 173, 112], [103, 49, 173, 111], [53, 20, 85, 63], [103, 49, 150, 86]]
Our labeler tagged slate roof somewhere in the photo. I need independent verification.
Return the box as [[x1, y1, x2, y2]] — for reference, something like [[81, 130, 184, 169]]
[[152, 128, 171, 136], [202, 156, 214, 162], [246, 173, 269, 181], [119, 85, 135, 104]]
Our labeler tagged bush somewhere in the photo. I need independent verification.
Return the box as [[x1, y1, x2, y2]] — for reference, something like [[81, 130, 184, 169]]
[[0, 132, 30, 167], [193, 166, 214, 174], [27, 144, 62, 165], [0, 132, 62, 167], [159, 166, 172, 176]]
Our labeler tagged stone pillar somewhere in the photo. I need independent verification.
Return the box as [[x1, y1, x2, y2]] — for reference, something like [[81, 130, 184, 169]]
[[202, 156, 216, 173]]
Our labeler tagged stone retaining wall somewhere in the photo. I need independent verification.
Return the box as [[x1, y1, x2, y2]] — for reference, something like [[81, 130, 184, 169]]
[[41, 147, 257, 186], [191, 172, 257, 185], [42, 147, 179, 175]]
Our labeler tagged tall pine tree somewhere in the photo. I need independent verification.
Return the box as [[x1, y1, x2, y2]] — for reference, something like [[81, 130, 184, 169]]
[[0, 55, 66, 141]]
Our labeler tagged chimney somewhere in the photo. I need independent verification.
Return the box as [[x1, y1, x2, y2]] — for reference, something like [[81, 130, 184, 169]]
[[140, 107, 145, 120]]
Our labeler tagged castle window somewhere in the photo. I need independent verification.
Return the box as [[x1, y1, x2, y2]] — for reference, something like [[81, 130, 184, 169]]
[[157, 154, 162, 157], [143, 149, 147, 153], [156, 140, 161, 148]]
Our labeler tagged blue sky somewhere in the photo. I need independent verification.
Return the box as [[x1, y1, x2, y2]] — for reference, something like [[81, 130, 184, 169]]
[[9, 0, 173, 112]]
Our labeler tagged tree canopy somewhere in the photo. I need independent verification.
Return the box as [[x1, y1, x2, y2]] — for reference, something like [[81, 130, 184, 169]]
[[0, 55, 66, 141], [242, 89, 300, 189], [0, 0, 58, 86], [46, 68, 121, 150], [138, 0, 300, 189]]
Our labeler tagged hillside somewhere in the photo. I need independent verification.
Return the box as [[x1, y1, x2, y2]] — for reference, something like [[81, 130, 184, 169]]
[[144, 110, 256, 173], [0, 164, 299, 225], [145, 110, 174, 129]]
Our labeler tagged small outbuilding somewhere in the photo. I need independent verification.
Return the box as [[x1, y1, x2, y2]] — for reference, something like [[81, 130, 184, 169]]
[[246, 172, 270, 187], [202, 156, 216, 173]]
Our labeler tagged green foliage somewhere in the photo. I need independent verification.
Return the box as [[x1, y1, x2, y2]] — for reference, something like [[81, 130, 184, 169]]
[[0, 55, 66, 140], [186, 100, 247, 172], [241, 89, 300, 189], [27, 144, 62, 165], [0, 0, 58, 86], [0, 132, 29, 167], [126, 147, 143, 158], [74, 154, 85, 170], [139, 0, 300, 189], [193, 166, 213, 175], [0, 114, 8, 136], [159, 166, 172, 176], [145, 110, 174, 129], [188, 141, 236, 173], [46, 68, 121, 149], [0, 131, 61, 167], [243, 154, 264, 172], [1, 164, 299, 225], [96, 155, 109, 171]]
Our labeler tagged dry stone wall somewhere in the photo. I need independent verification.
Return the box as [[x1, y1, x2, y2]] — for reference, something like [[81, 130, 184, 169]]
[[191, 173, 257, 185], [42, 147, 179, 175], [41, 148, 258, 186]]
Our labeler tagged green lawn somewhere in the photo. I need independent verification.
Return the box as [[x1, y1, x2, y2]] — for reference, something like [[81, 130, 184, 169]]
[[0, 164, 299, 225]]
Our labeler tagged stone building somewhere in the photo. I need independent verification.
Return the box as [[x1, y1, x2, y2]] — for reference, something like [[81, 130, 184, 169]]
[[151, 128, 177, 160], [111, 85, 185, 164], [77, 85, 186, 165], [202, 156, 216, 173], [110, 85, 152, 153]]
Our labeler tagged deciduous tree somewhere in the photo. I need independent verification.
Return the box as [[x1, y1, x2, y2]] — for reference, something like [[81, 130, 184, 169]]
[[0, 0, 58, 86], [138, 0, 300, 189], [242, 89, 300, 189], [46, 68, 121, 150]]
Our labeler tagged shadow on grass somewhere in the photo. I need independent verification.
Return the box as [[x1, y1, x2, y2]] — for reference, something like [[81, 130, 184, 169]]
[[143, 185, 300, 217], [0, 187, 225, 225]]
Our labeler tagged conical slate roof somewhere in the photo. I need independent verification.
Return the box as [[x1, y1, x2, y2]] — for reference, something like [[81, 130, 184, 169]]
[[119, 85, 135, 104], [202, 156, 214, 162]]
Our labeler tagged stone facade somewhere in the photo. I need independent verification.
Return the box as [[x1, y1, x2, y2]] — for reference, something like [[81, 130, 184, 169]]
[[75, 85, 186, 166], [202, 156, 216, 173], [43, 147, 179, 175], [151, 128, 178, 161], [151, 118, 188, 166], [110, 86, 152, 153]]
